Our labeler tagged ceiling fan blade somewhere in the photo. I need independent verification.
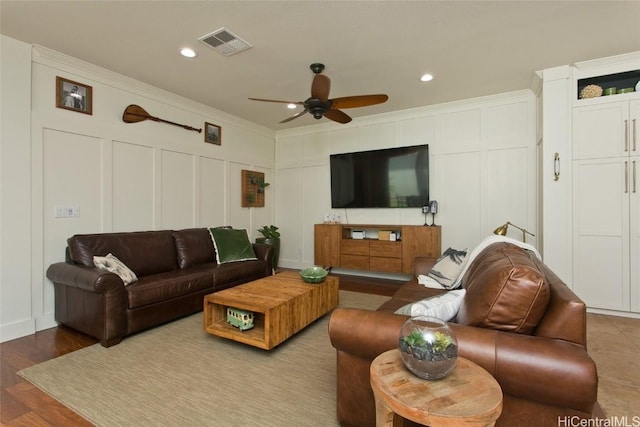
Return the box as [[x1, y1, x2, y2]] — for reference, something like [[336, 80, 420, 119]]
[[324, 109, 352, 124], [311, 74, 331, 101], [279, 108, 309, 124], [330, 94, 389, 109], [249, 97, 303, 105]]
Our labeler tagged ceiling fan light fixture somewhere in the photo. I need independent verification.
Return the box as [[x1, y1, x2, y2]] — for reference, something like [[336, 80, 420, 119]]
[[420, 73, 434, 82], [287, 103, 297, 109], [249, 63, 388, 125]]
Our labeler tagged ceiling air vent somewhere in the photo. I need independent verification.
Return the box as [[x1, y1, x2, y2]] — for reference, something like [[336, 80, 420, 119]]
[[198, 27, 252, 56]]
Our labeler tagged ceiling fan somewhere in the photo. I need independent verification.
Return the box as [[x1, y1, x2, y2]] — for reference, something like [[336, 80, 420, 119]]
[[249, 63, 388, 124]]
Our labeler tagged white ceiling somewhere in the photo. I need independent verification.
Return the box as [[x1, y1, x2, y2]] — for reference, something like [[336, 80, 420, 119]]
[[2, 1, 640, 130]]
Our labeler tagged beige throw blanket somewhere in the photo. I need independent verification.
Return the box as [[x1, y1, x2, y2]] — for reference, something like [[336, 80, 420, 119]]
[[418, 235, 541, 289]]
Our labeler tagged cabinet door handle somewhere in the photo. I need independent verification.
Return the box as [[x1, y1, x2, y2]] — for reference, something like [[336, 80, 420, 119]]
[[633, 119, 637, 152], [553, 153, 560, 181], [634, 160, 637, 194], [625, 161, 629, 194], [625, 119, 629, 152]]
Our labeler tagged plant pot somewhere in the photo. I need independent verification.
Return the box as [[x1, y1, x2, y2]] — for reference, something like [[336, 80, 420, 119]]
[[398, 316, 458, 380], [256, 237, 280, 270]]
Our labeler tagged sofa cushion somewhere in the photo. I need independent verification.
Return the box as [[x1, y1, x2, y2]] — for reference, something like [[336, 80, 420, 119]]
[[209, 228, 257, 264], [457, 242, 550, 334], [173, 228, 217, 269], [394, 289, 466, 321], [126, 269, 213, 309], [211, 260, 268, 288], [68, 230, 178, 277], [93, 253, 138, 285]]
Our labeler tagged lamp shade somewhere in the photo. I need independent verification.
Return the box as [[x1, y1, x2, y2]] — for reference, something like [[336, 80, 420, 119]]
[[493, 221, 534, 242], [493, 223, 509, 236]]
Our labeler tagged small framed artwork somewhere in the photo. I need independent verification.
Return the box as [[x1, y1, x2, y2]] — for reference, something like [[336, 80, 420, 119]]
[[56, 76, 93, 115], [204, 122, 222, 145]]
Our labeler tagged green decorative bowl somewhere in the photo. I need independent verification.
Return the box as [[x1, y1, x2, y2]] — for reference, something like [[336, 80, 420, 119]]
[[300, 267, 328, 284]]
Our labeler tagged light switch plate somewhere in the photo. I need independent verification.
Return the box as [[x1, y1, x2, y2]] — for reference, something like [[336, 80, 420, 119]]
[[54, 205, 80, 218]]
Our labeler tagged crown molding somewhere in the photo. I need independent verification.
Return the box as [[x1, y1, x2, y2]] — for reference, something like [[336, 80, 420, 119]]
[[31, 45, 274, 138]]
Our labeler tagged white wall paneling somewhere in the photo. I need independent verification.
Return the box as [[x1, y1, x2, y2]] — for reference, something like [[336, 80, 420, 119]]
[[41, 130, 104, 327], [160, 150, 196, 230], [275, 167, 303, 265], [302, 166, 330, 264], [437, 151, 482, 249], [198, 156, 226, 227], [275, 91, 538, 272], [112, 141, 155, 231], [1, 36, 35, 341], [0, 39, 275, 341]]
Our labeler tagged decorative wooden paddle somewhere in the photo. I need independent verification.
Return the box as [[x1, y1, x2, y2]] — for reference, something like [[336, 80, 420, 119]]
[[122, 104, 202, 133]]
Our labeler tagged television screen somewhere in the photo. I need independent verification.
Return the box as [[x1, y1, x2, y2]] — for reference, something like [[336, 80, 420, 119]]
[[330, 145, 429, 208]]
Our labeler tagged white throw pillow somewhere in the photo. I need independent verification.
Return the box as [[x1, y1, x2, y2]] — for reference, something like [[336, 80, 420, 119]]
[[394, 289, 466, 321], [427, 247, 468, 289], [93, 253, 138, 285]]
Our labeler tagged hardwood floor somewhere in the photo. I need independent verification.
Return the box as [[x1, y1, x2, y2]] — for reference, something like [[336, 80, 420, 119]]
[[0, 272, 401, 426], [2, 272, 638, 425], [1, 324, 97, 426]]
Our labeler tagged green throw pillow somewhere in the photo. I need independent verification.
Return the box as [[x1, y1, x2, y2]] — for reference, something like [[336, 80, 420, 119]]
[[209, 228, 257, 264]]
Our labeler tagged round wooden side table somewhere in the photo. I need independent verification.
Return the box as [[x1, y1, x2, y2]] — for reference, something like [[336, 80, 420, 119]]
[[370, 349, 503, 427]]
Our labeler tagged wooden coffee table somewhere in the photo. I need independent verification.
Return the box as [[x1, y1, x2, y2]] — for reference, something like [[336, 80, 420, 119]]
[[370, 349, 503, 427], [203, 271, 339, 350]]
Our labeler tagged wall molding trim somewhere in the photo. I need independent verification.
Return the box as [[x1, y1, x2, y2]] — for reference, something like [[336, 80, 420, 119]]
[[32, 44, 275, 139]]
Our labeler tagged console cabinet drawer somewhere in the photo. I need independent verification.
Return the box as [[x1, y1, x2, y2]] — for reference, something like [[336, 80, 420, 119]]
[[341, 254, 370, 270], [370, 241, 401, 258], [341, 239, 369, 256], [370, 257, 402, 273]]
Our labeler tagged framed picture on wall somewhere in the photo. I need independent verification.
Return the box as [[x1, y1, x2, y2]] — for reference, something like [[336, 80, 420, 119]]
[[204, 122, 221, 145], [56, 76, 93, 115]]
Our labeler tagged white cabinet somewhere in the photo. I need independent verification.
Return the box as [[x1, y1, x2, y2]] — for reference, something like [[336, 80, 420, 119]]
[[572, 100, 640, 311], [630, 101, 640, 312]]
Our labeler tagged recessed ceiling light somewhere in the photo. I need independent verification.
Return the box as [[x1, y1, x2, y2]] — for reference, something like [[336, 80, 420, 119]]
[[180, 48, 197, 58], [287, 103, 297, 109], [420, 73, 434, 82]]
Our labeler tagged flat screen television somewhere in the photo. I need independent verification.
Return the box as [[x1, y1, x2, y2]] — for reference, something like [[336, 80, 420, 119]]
[[330, 144, 429, 208]]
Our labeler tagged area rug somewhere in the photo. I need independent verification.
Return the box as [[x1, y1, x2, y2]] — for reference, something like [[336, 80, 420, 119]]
[[18, 290, 389, 427]]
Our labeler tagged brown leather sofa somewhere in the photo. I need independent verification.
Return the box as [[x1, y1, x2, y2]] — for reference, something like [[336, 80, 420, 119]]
[[329, 241, 603, 426], [47, 228, 273, 347]]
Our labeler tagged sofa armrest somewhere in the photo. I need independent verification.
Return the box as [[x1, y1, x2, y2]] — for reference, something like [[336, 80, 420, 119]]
[[329, 308, 598, 414], [46, 262, 125, 293], [47, 262, 128, 347], [252, 243, 275, 274], [413, 256, 436, 277]]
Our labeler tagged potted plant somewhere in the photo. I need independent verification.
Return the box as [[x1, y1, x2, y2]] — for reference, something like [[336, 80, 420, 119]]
[[398, 316, 458, 380], [256, 225, 280, 269], [249, 174, 270, 193]]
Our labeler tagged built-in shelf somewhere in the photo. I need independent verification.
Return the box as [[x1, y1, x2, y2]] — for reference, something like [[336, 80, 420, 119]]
[[577, 70, 640, 100]]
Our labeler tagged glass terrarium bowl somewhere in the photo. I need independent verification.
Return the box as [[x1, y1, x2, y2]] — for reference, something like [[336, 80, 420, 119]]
[[398, 316, 458, 380]]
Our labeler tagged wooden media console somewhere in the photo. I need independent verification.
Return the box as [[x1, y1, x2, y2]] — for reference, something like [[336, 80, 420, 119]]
[[314, 224, 441, 275]]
